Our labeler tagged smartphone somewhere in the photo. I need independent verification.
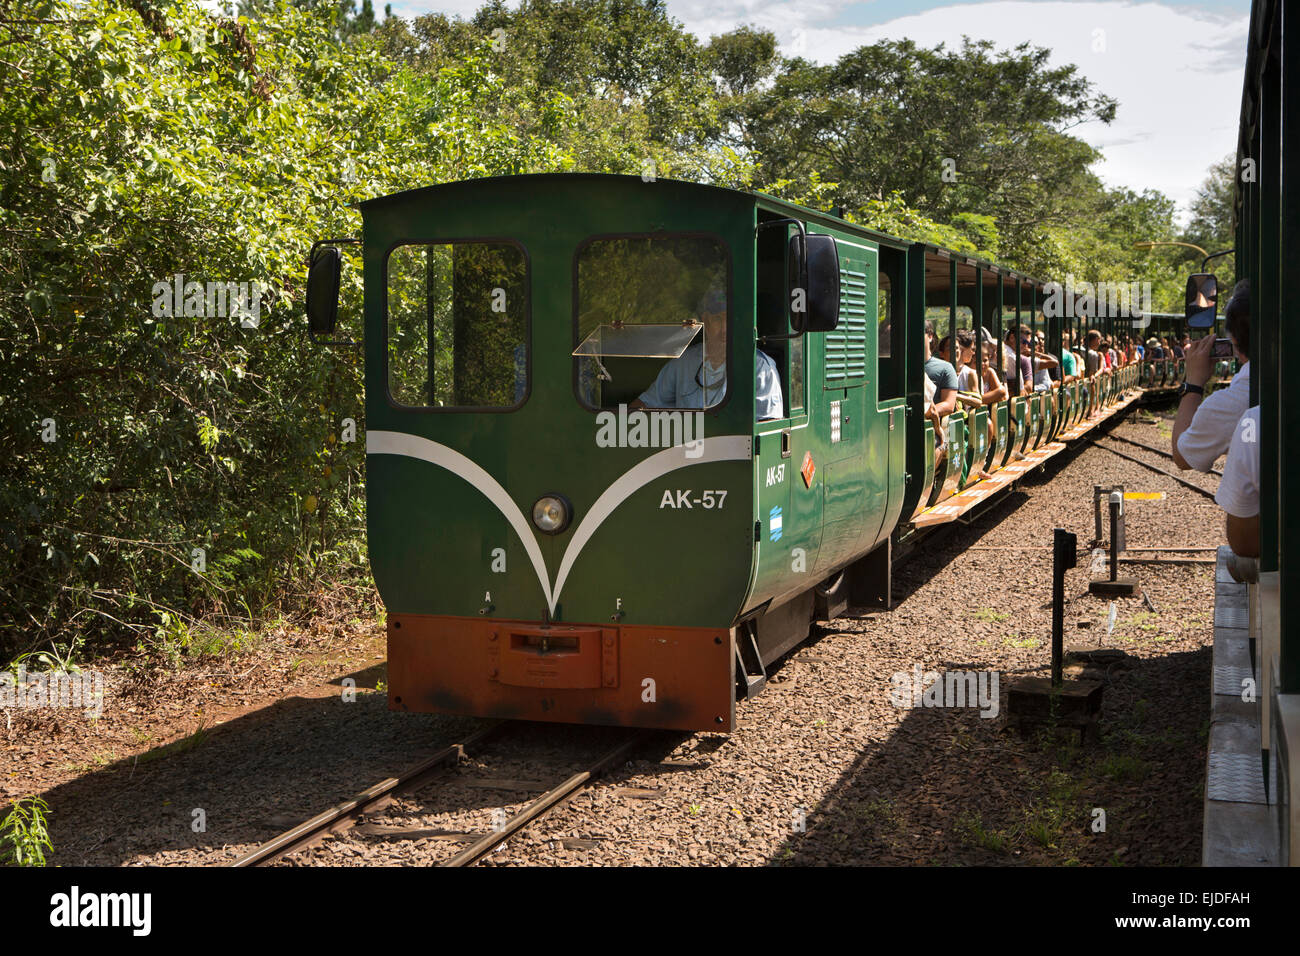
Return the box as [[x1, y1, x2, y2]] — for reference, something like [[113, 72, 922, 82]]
[[1212, 337, 1234, 358]]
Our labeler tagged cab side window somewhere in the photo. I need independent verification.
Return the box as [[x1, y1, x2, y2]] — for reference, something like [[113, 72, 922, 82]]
[[877, 246, 904, 400], [756, 217, 802, 418]]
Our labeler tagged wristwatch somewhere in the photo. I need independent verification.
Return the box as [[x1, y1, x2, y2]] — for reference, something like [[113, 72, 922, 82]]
[[1179, 382, 1204, 399]]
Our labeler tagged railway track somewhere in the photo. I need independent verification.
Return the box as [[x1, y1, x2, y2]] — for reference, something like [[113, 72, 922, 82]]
[[229, 722, 651, 867], [1103, 431, 1224, 477], [1088, 437, 1219, 499]]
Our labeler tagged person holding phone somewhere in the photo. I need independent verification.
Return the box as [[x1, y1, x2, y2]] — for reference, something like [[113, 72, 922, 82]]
[[1172, 280, 1251, 472]]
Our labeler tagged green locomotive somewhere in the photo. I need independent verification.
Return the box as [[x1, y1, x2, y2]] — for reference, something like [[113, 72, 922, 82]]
[[306, 173, 1145, 731]]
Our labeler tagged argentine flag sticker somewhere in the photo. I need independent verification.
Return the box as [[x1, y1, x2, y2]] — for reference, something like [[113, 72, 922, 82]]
[[769, 505, 783, 542]]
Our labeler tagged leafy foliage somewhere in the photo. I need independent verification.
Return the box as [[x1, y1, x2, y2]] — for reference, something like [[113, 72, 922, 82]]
[[0, 0, 569, 656], [0, 0, 1216, 659], [0, 797, 53, 867], [1185, 153, 1237, 282]]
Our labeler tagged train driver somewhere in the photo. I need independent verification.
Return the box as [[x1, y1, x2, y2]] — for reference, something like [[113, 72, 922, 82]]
[[629, 288, 784, 421]]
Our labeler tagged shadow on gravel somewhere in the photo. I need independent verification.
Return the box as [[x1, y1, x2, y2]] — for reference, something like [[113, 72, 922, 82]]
[[38, 692, 480, 865], [766, 645, 1211, 867], [38, 686, 687, 866], [763, 487, 1036, 692], [331, 662, 387, 688], [768, 430, 1212, 867]]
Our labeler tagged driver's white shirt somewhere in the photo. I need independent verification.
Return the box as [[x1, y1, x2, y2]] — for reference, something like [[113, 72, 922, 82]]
[[637, 342, 783, 420]]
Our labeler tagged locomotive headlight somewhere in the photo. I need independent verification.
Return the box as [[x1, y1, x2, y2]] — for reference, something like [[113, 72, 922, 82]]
[[531, 494, 572, 535]]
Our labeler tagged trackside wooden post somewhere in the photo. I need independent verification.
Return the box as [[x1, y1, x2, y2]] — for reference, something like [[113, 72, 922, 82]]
[[1008, 527, 1103, 741], [1090, 491, 1137, 596], [1051, 527, 1075, 687]]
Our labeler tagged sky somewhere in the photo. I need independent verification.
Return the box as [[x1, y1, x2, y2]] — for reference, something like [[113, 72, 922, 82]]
[[380, 0, 1252, 223]]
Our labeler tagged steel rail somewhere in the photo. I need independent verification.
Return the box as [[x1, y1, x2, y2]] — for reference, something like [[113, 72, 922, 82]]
[[1104, 432, 1224, 477], [1087, 439, 1218, 500], [440, 731, 649, 867], [229, 721, 507, 867]]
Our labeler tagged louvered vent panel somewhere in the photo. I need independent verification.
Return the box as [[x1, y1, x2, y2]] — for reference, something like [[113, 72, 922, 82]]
[[825, 265, 868, 387]]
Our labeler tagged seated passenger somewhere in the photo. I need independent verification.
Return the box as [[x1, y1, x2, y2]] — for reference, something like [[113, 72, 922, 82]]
[[940, 331, 982, 405], [925, 332, 960, 404], [1059, 331, 1079, 384], [923, 331, 957, 462], [967, 330, 1008, 478], [630, 288, 783, 421], [1017, 323, 1057, 392], [1084, 330, 1104, 377], [1003, 328, 1031, 395], [977, 330, 1009, 406]]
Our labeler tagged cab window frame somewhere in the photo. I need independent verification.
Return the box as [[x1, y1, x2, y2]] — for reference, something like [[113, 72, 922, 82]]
[[572, 230, 734, 416], [753, 214, 809, 427], [381, 236, 532, 414]]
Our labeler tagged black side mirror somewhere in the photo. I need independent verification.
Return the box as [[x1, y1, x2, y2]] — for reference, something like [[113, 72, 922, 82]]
[[800, 233, 840, 333], [758, 220, 839, 340], [786, 232, 805, 330], [307, 245, 342, 335], [306, 238, 359, 346], [1185, 273, 1218, 330]]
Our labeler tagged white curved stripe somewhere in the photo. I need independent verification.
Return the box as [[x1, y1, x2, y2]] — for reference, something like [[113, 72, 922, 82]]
[[366, 431, 554, 611], [551, 435, 751, 605], [367, 430, 751, 615]]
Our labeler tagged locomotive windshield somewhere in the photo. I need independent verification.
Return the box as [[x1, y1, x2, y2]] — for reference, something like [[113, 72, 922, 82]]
[[386, 240, 528, 409], [575, 235, 729, 411]]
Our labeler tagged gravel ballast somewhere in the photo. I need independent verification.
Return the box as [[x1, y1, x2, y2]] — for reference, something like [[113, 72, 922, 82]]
[[11, 407, 1219, 867]]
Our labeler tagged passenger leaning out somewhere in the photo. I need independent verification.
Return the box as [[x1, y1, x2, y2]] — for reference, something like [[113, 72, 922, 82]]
[[924, 329, 958, 466], [1172, 280, 1251, 472]]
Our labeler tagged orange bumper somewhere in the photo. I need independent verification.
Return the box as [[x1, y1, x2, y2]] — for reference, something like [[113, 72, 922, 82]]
[[386, 615, 736, 731]]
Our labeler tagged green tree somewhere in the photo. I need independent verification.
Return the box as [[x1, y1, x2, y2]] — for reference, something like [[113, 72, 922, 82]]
[[231, 0, 391, 36], [706, 25, 779, 152], [744, 37, 1118, 259], [377, 0, 740, 184], [0, 0, 568, 657], [1183, 153, 1236, 282]]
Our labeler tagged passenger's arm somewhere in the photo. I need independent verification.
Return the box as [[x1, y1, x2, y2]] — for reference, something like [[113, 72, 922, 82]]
[[1225, 513, 1261, 559], [982, 370, 1007, 404], [925, 403, 943, 435], [1171, 334, 1216, 469], [933, 388, 958, 419]]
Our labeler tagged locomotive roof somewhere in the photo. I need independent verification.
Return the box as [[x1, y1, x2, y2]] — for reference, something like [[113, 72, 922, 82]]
[[360, 172, 1044, 286], [360, 172, 903, 244]]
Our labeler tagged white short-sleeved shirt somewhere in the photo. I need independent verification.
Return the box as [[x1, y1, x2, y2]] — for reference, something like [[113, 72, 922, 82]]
[[1215, 406, 1260, 518], [637, 343, 784, 420], [753, 350, 783, 421], [1176, 361, 1251, 473]]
